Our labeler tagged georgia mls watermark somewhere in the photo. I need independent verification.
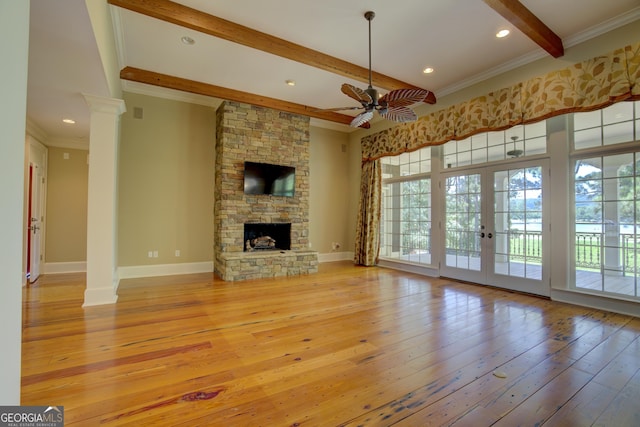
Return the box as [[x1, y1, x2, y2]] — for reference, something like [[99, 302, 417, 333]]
[[0, 406, 64, 427]]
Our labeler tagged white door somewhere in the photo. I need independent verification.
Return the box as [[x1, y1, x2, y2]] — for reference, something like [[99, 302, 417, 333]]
[[28, 164, 43, 282], [441, 169, 484, 283], [441, 160, 550, 296]]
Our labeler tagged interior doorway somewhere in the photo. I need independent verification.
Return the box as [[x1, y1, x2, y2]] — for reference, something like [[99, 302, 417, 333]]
[[26, 140, 47, 283]]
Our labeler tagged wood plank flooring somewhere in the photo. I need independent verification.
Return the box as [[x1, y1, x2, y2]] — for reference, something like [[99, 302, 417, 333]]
[[21, 262, 640, 426]]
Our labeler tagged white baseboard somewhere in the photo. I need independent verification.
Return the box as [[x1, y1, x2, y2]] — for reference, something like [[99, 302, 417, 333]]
[[44, 256, 352, 279], [82, 283, 119, 307], [118, 261, 214, 279], [43, 261, 87, 274], [318, 251, 354, 263], [551, 288, 640, 318], [377, 259, 439, 277]]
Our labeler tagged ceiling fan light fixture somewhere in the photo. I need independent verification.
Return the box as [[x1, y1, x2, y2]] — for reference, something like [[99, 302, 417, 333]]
[[496, 29, 510, 38], [507, 135, 523, 157], [285, 79, 296, 86], [322, 10, 430, 127], [423, 67, 434, 74]]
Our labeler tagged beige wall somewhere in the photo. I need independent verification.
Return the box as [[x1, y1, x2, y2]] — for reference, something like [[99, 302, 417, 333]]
[[346, 130, 363, 253], [118, 92, 216, 266], [309, 127, 352, 254], [45, 147, 88, 262]]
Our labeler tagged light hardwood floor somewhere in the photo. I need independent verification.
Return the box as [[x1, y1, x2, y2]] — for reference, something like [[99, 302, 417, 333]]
[[21, 261, 640, 426]]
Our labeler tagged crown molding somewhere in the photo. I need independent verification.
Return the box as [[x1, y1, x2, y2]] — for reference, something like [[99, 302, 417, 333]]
[[44, 137, 89, 150], [436, 7, 640, 99], [122, 80, 223, 108], [564, 6, 640, 48], [25, 118, 49, 144]]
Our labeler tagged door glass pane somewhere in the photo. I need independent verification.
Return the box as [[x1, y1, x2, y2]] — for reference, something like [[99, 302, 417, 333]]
[[493, 166, 543, 280], [445, 174, 481, 271]]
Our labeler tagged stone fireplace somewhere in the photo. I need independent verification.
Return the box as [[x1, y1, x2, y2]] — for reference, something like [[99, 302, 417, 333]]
[[214, 101, 318, 281]]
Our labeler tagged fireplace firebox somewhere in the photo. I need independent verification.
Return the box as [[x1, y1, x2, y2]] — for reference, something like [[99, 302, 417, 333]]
[[244, 223, 291, 252]]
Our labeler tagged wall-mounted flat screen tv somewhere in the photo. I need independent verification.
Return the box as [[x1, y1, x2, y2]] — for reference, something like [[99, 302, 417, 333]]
[[243, 161, 296, 197]]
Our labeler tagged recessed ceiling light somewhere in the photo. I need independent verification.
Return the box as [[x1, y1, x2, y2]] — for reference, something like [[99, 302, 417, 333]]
[[285, 80, 296, 86], [62, 118, 75, 124], [423, 67, 434, 74], [181, 36, 195, 45], [496, 29, 510, 38]]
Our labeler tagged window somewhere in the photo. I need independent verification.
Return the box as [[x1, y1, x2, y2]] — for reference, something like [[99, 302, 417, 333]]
[[571, 101, 640, 299], [574, 101, 640, 150], [380, 147, 432, 264], [443, 122, 546, 168]]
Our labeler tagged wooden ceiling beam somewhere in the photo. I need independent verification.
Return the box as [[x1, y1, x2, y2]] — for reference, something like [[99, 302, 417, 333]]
[[120, 66, 370, 128], [483, 0, 564, 58], [108, 0, 436, 104]]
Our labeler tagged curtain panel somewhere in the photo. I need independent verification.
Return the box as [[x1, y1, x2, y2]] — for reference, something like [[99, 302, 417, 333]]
[[354, 160, 381, 266], [354, 42, 639, 266]]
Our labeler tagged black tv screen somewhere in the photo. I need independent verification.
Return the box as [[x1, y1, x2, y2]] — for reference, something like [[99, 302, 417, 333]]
[[243, 161, 295, 197]]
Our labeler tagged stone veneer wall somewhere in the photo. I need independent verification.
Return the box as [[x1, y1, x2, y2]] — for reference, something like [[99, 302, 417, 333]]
[[214, 101, 317, 281]]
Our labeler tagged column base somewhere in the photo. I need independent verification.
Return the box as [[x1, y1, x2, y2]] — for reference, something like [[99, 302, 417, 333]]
[[83, 281, 119, 307]]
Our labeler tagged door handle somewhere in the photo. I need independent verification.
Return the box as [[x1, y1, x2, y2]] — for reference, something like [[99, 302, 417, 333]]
[[488, 232, 493, 238], [480, 232, 485, 238]]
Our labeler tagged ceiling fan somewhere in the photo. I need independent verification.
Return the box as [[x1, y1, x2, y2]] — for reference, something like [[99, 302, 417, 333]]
[[323, 11, 431, 127]]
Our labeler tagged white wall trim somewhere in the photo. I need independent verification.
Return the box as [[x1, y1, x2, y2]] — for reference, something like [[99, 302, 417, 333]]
[[118, 261, 214, 279], [83, 283, 118, 307], [318, 251, 353, 263], [551, 288, 640, 318], [43, 261, 87, 274], [377, 259, 440, 278], [44, 137, 89, 150]]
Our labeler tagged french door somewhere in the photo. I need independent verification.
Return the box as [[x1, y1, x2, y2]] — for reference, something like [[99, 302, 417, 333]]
[[440, 160, 550, 296]]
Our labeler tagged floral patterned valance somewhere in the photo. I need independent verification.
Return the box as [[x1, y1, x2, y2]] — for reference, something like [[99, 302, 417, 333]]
[[361, 42, 640, 162]]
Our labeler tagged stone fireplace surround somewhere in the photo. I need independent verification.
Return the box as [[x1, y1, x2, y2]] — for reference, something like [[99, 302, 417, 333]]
[[214, 101, 318, 281]]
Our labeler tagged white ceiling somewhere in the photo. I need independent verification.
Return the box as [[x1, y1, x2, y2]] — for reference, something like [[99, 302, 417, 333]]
[[27, 0, 640, 144]]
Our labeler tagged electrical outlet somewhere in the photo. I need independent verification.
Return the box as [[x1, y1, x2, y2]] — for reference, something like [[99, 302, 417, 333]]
[[153, 250, 158, 258], [148, 251, 153, 258], [175, 249, 181, 257]]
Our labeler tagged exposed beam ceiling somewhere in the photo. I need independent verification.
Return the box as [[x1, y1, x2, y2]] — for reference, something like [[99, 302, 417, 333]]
[[120, 66, 370, 128], [108, 0, 436, 101], [29, 0, 640, 140], [483, 0, 564, 58]]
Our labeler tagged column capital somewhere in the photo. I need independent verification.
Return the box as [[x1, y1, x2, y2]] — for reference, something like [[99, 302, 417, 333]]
[[82, 93, 126, 116]]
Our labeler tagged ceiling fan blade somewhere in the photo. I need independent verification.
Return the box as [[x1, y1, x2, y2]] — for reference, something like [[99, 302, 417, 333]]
[[341, 83, 373, 105], [380, 106, 418, 123], [381, 88, 431, 108], [350, 110, 374, 127], [315, 106, 364, 112]]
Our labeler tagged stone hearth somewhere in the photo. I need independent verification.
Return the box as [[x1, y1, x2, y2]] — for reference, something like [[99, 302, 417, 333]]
[[214, 101, 318, 281]]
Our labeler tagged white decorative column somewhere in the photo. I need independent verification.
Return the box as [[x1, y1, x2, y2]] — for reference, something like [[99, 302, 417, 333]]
[[83, 94, 126, 306], [603, 167, 622, 275], [0, 0, 29, 405]]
